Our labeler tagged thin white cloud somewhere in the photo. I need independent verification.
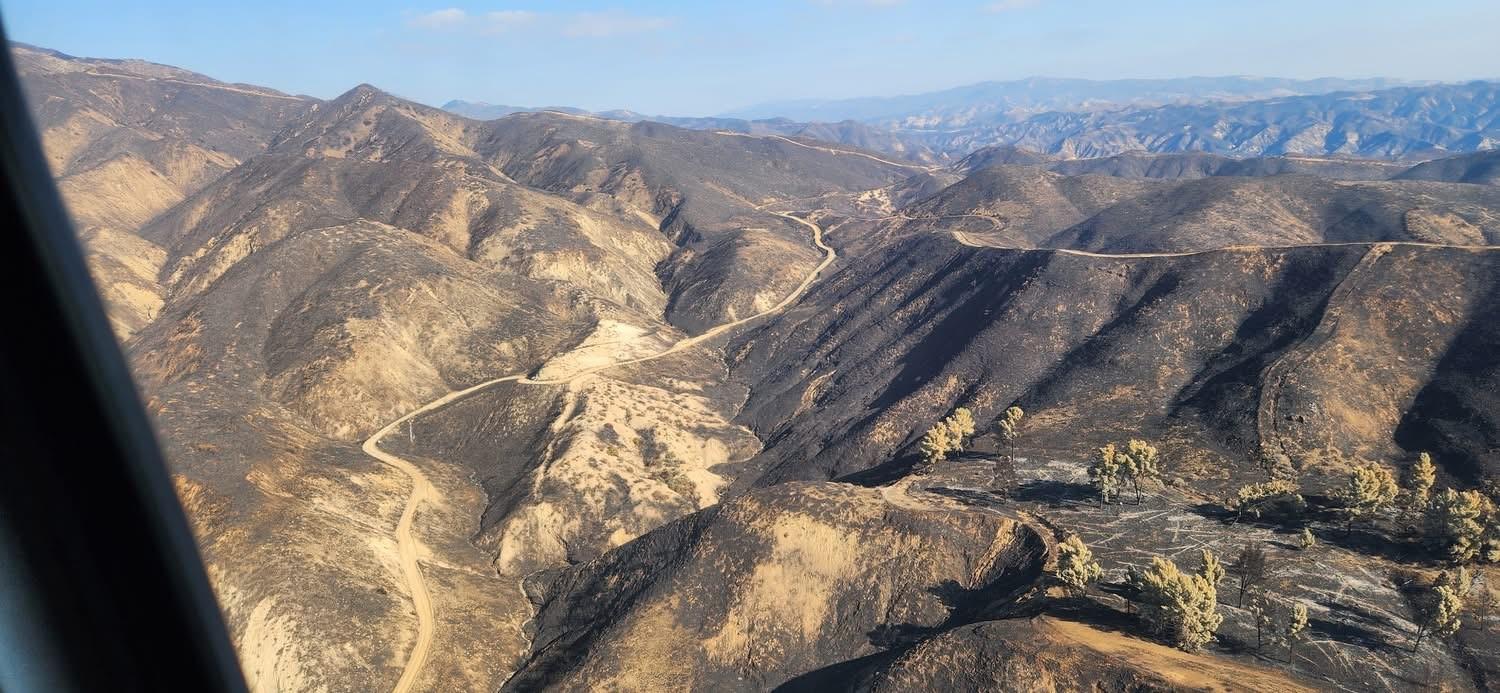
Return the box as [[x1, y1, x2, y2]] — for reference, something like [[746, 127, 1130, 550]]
[[813, 0, 907, 6], [985, 0, 1041, 12], [408, 8, 469, 29], [480, 10, 539, 34], [562, 11, 673, 38], [407, 8, 667, 38]]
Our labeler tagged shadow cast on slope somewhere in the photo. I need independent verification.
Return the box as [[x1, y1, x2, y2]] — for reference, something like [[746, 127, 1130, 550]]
[[1393, 268, 1500, 484], [775, 515, 1049, 692]]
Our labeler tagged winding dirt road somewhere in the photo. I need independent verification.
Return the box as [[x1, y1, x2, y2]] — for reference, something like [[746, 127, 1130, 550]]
[[361, 210, 834, 691], [713, 130, 935, 172], [951, 229, 1500, 258]]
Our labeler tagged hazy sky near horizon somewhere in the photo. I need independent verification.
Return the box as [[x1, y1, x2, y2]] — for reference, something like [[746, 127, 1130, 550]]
[[4, 0, 1499, 115]]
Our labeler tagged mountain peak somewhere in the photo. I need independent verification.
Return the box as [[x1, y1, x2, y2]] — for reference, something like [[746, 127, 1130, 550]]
[[331, 83, 390, 104], [271, 83, 478, 160]]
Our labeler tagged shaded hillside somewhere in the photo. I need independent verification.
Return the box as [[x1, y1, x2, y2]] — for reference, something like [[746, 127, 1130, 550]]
[[12, 42, 314, 336], [138, 83, 913, 334], [132, 218, 601, 443], [477, 112, 915, 232], [1048, 176, 1500, 252], [1044, 150, 1407, 181], [890, 162, 1500, 254], [953, 145, 1056, 174], [473, 112, 913, 330], [896, 166, 1158, 247], [1396, 149, 1500, 185], [503, 481, 1048, 691], [728, 234, 1500, 491], [141, 85, 673, 316]]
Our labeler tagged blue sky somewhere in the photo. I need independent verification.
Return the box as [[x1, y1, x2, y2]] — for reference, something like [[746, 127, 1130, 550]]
[[4, 0, 1499, 116]]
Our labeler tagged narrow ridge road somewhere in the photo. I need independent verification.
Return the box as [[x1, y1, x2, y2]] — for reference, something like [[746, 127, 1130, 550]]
[[361, 210, 834, 692], [951, 229, 1500, 258]]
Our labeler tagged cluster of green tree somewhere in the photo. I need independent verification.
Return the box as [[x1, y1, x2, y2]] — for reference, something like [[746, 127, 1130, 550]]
[[1054, 533, 1331, 661], [1126, 550, 1227, 651], [1055, 534, 1102, 596], [918, 406, 976, 468], [1222, 543, 1314, 663], [1052, 539, 1234, 651], [1423, 486, 1500, 565], [917, 405, 1024, 471], [1245, 590, 1309, 663], [1087, 440, 1162, 505], [1411, 567, 1474, 650], [1232, 479, 1307, 522], [1346, 452, 1500, 564], [1058, 533, 1499, 662], [1229, 459, 1399, 533], [1228, 450, 1500, 651], [995, 406, 1024, 462], [1228, 451, 1500, 566]]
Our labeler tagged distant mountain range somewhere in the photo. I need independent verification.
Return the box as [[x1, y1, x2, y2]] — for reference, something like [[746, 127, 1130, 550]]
[[442, 98, 804, 136], [721, 76, 1431, 126], [924, 80, 1500, 160], [449, 77, 1500, 163]]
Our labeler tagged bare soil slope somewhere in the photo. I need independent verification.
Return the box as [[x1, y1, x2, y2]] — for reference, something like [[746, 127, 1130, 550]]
[[13, 42, 313, 336]]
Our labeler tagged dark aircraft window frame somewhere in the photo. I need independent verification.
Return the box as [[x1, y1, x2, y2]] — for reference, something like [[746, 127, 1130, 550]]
[[0, 19, 246, 692]]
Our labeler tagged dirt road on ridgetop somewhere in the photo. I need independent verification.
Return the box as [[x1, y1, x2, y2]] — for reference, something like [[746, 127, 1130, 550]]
[[951, 229, 1500, 258]]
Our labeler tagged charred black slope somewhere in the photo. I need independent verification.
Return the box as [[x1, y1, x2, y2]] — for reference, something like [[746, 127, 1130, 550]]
[[1047, 175, 1500, 252], [1396, 149, 1500, 186], [728, 233, 1500, 491], [894, 166, 1159, 247], [895, 161, 1500, 254], [960, 146, 1482, 184], [1044, 150, 1410, 181], [500, 475, 1323, 692], [502, 481, 1048, 691]]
